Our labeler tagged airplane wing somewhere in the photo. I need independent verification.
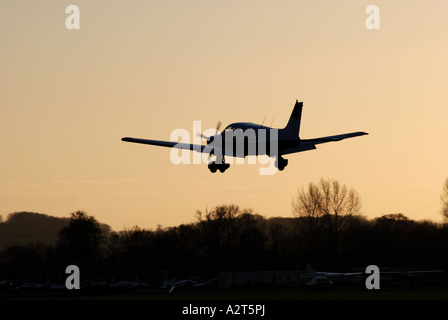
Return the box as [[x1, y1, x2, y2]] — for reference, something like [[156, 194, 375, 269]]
[[121, 137, 214, 154], [280, 131, 368, 156], [302, 131, 368, 144], [123, 131, 368, 157]]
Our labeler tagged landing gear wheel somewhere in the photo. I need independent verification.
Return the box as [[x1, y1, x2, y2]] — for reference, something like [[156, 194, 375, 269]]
[[275, 157, 288, 171], [208, 162, 218, 173], [208, 157, 230, 173], [218, 163, 230, 173]]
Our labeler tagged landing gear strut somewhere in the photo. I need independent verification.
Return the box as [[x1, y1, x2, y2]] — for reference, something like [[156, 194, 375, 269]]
[[275, 156, 288, 171], [208, 156, 230, 173]]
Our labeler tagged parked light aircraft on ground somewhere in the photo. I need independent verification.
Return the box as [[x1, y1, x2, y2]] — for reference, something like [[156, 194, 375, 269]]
[[305, 263, 445, 288], [306, 263, 364, 285], [122, 100, 368, 173]]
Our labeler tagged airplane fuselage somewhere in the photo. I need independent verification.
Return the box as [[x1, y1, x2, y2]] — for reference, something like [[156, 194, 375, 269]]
[[207, 122, 303, 158]]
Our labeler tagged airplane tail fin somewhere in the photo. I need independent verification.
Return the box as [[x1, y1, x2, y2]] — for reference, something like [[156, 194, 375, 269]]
[[306, 263, 316, 277], [283, 100, 303, 139]]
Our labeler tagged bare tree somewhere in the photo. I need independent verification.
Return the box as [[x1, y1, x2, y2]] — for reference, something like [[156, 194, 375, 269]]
[[441, 177, 448, 222], [292, 182, 323, 252], [292, 178, 362, 254]]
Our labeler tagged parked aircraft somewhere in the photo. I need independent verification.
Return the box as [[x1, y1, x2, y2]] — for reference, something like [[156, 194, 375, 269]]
[[305, 276, 334, 290], [122, 100, 368, 173], [109, 277, 141, 289], [15, 278, 51, 291], [161, 277, 220, 293], [161, 278, 194, 293], [306, 263, 363, 285], [306, 263, 445, 288]]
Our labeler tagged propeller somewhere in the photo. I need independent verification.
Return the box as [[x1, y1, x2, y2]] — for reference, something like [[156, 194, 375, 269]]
[[197, 121, 222, 140], [197, 121, 222, 162]]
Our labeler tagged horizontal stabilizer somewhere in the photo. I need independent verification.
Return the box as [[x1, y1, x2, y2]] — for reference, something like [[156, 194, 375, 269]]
[[280, 143, 317, 156]]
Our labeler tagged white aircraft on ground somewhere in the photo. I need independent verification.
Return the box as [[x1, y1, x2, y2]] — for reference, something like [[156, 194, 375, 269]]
[[306, 263, 364, 283], [305, 263, 445, 288], [122, 100, 368, 173]]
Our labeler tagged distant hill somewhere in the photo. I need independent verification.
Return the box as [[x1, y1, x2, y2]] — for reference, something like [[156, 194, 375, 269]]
[[0, 212, 69, 251]]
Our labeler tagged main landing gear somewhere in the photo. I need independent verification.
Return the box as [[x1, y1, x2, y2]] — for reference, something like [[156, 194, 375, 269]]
[[208, 156, 288, 173], [208, 156, 230, 173], [275, 156, 288, 171]]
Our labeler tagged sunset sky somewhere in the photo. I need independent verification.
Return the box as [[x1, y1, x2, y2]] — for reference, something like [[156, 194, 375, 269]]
[[1, 1, 448, 231]]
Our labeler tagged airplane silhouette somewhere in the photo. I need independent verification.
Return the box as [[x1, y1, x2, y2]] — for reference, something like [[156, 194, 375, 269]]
[[122, 100, 368, 173]]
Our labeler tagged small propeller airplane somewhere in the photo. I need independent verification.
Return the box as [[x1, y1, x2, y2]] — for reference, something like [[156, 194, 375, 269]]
[[122, 100, 368, 173]]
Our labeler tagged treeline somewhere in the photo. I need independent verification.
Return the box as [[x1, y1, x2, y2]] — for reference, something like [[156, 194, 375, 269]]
[[0, 212, 69, 252], [1, 206, 448, 282]]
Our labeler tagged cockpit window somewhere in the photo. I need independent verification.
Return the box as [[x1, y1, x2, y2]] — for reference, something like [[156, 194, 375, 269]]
[[225, 124, 247, 132]]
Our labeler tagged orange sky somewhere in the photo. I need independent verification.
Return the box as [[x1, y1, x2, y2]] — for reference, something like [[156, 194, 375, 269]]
[[1, 1, 448, 231]]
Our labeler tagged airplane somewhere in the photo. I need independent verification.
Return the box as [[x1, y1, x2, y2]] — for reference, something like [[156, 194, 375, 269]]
[[109, 277, 141, 289], [160, 278, 194, 293], [305, 263, 364, 283], [305, 263, 445, 288], [15, 277, 51, 291], [121, 100, 368, 173], [161, 277, 220, 293]]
